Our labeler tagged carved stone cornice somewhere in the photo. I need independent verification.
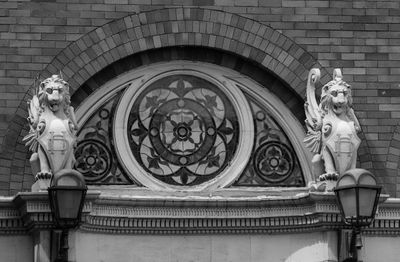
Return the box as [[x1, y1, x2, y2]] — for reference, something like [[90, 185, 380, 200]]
[[78, 189, 342, 234], [0, 196, 25, 234], [13, 192, 53, 231], [0, 189, 399, 236], [9, 191, 100, 234]]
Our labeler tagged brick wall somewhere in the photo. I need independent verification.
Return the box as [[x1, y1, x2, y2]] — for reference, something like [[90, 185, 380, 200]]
[[0, 0, 399, 196]]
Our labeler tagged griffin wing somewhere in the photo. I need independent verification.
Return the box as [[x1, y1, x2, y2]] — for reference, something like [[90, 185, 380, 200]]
[[67, 106, 78, 132], [23, 95, 41, 152], [303, 68, 322, 154]]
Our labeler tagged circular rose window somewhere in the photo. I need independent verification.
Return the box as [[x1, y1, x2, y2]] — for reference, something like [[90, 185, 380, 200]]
[[113, 70, 254, 191]]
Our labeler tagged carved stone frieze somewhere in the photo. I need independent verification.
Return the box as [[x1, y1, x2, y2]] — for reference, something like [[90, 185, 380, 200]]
[[77, 191, 390, 235], [91, 205, 317, 219], [0, 190, 399, 236], [81, 211, 337, 235]]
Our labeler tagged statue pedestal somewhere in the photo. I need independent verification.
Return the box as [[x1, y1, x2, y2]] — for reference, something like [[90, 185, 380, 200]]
[[31, 179, 51, 192]]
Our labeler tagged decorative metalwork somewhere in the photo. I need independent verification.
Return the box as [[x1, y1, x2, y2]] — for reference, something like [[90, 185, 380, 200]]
[[128, 75, 239, 186], [233, 98, 304, 187], [254, 142, 294, 183], [75, 68, 305, 188], [75, 139, 112, 182], [75, 93, 132, 184]]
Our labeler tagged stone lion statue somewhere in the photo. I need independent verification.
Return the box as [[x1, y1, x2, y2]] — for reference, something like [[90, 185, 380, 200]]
[[304, 68, 361, 181], [23, 75, 78, 180]]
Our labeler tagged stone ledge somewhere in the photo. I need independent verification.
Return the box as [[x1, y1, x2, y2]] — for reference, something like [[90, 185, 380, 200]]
[[0, 189, 395, 235]]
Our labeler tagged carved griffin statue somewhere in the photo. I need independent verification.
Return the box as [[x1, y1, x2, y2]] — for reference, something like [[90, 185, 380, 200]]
[[304, 68, 361, 181], [23, 75, 78, 180]]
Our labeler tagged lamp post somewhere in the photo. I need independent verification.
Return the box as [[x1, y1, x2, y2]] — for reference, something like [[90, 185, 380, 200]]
[[334, 168, 381, 262], [48, 169, 87, 262]]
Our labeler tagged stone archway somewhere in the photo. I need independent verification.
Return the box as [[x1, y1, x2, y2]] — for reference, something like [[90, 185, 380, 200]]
[[4, 7, 374, 195]]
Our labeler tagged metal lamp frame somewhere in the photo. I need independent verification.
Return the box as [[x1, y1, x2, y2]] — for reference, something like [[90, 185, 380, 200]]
[[48, 186, 87, 229], [334, 170, 382, 262], [47, 169, 87, 262], [334, 184, 381, 228]]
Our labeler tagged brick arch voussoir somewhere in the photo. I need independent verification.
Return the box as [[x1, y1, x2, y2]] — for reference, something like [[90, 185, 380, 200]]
[[40, 7, 328, 98], [386, 124, 400, 196], [0, 90, 35, 195]]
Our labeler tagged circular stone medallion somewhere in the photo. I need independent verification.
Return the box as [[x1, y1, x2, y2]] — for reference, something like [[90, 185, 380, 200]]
[[113, 67, 254, 191]]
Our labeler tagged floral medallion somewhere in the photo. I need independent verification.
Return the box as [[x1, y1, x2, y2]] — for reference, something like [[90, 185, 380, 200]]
[[127, 75, 239, 186], [254, 142, 294, 183], [75, 139, 112, 182]]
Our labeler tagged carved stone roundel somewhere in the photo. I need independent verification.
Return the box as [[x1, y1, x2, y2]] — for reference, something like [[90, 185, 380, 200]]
[[113, 68, 254, 191]]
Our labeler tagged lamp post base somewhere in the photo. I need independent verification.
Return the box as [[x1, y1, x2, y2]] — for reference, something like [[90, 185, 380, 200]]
[[349, 227, 362, 262], [52, 229, 69, 262]]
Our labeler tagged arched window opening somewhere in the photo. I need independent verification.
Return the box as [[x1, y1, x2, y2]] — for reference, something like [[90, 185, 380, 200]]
[[74, 62, 311, 191]]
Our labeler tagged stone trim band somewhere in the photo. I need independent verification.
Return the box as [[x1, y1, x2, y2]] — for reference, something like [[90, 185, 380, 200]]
[[2, 191, 399, 236]]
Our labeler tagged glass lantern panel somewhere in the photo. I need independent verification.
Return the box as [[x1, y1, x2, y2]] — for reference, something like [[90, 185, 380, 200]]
[[358, 188, 378, 217], [337, 175, 356, 187], [338, 188, 357, 218], [56, 190, 83, 219], [358, 175, 376, 186], [57, 175, 79, 187]]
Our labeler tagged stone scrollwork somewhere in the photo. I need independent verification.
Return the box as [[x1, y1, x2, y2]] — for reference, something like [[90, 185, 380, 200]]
[[304, 69, 361, 183], [23, 75, 78, 181]]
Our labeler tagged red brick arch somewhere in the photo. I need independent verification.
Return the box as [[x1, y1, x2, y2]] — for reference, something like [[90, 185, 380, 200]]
[[3, 7, 376, 195]]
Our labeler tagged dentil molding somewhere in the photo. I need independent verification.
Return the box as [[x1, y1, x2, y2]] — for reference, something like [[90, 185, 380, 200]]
[[0, 189, 398, 236]]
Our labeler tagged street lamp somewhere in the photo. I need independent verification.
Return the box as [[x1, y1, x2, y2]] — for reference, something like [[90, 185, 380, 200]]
[[334, 168, 381, 262], [48, 169, 87, 262]]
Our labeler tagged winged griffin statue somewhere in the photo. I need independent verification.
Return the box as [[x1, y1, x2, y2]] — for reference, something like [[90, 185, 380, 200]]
[[23, 75, 78, 181], [304, 68, 361, 181]]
